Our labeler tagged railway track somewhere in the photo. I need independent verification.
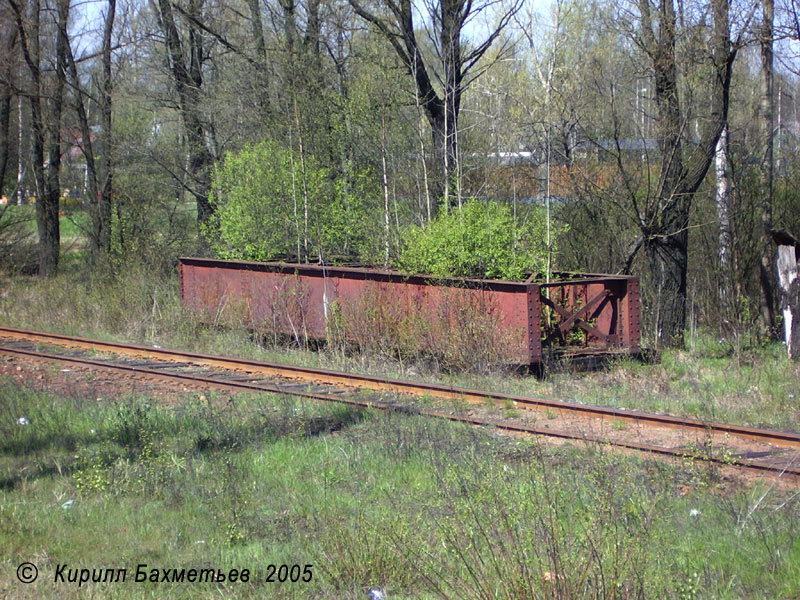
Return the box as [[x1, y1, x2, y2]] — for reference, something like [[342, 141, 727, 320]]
[[1, 326, 799, 481]]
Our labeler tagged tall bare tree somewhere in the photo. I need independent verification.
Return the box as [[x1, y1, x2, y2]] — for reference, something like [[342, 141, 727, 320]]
[[0, 7, 17, 197], [349, 0, 522, 212], [152, 0, 216, 227], [621, 0, 739, 347], [757, 0, 776, 337], [8, 0, 69, 275], [63, 0, 116, 261]]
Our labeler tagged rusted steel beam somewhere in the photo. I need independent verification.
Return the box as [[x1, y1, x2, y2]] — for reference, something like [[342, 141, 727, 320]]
[[179, 258, 642, 366]]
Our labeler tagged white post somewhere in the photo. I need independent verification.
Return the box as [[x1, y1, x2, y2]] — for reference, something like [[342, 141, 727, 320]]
[[774, 231, 800, 359]]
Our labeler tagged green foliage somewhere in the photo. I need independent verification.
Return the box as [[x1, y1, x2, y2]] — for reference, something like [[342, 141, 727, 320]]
[[205, 141, 380, 263], [108, 99, 200, 269], [396, 199, 554, 280], [0, 205, 37, 274], [205, 141, 302, 261], [3, 377, 800, 599], [321, 172, 382, 262], [73, 448, 114, 493]]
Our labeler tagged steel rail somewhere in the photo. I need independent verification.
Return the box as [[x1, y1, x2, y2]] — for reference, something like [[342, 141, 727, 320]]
[[2, 343, 799, 480], [2, 326, 800, 452], [1, 343, 798, 480]]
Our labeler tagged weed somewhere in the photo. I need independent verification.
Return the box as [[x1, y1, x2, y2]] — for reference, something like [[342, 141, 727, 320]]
[[676, 571, 701, 600], [2, 379, 800, 599], [335, 283, 523, 373], [612, 418, 628, 431], [73, 450, 113, 493], [2, 263, 798, 431]]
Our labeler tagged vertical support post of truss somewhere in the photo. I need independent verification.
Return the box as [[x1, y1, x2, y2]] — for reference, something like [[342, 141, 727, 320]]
[[527, 283, 543, 366], [625, 278, 642, 353]]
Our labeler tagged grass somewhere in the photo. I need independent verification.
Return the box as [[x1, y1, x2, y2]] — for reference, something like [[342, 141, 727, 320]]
[[0, 265, 798, 432], [3, 214, 798, 598], [534, 345, 800, 431], [1, 379, 799, 599], [0, 205, 88, 242]]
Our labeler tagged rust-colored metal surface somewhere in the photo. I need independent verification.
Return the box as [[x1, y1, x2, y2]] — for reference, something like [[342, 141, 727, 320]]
[[179, 258, 641, 366]]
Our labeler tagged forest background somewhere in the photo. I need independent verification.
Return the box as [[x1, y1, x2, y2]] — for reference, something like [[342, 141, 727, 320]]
[[1, 0, 800, 350]]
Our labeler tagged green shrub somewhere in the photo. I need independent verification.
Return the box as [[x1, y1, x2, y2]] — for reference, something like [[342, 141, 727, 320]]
[[0, 205, 37, 274], [396, 199, 553, 280], [204, 141, 379, 263]]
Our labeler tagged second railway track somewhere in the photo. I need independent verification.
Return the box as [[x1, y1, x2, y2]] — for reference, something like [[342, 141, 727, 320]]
[[1, 326, 799, 481]]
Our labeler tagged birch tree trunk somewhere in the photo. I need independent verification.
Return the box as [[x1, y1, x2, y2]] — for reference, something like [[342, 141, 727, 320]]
[[715, 124, 734, 337], [381, 101, 390, 267]]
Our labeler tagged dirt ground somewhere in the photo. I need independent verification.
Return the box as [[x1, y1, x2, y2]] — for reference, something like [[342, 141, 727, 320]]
[[2, 349, 798, 490]]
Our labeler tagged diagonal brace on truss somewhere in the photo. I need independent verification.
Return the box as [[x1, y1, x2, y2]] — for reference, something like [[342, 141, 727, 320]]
[[541, 289, 614, 344]]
